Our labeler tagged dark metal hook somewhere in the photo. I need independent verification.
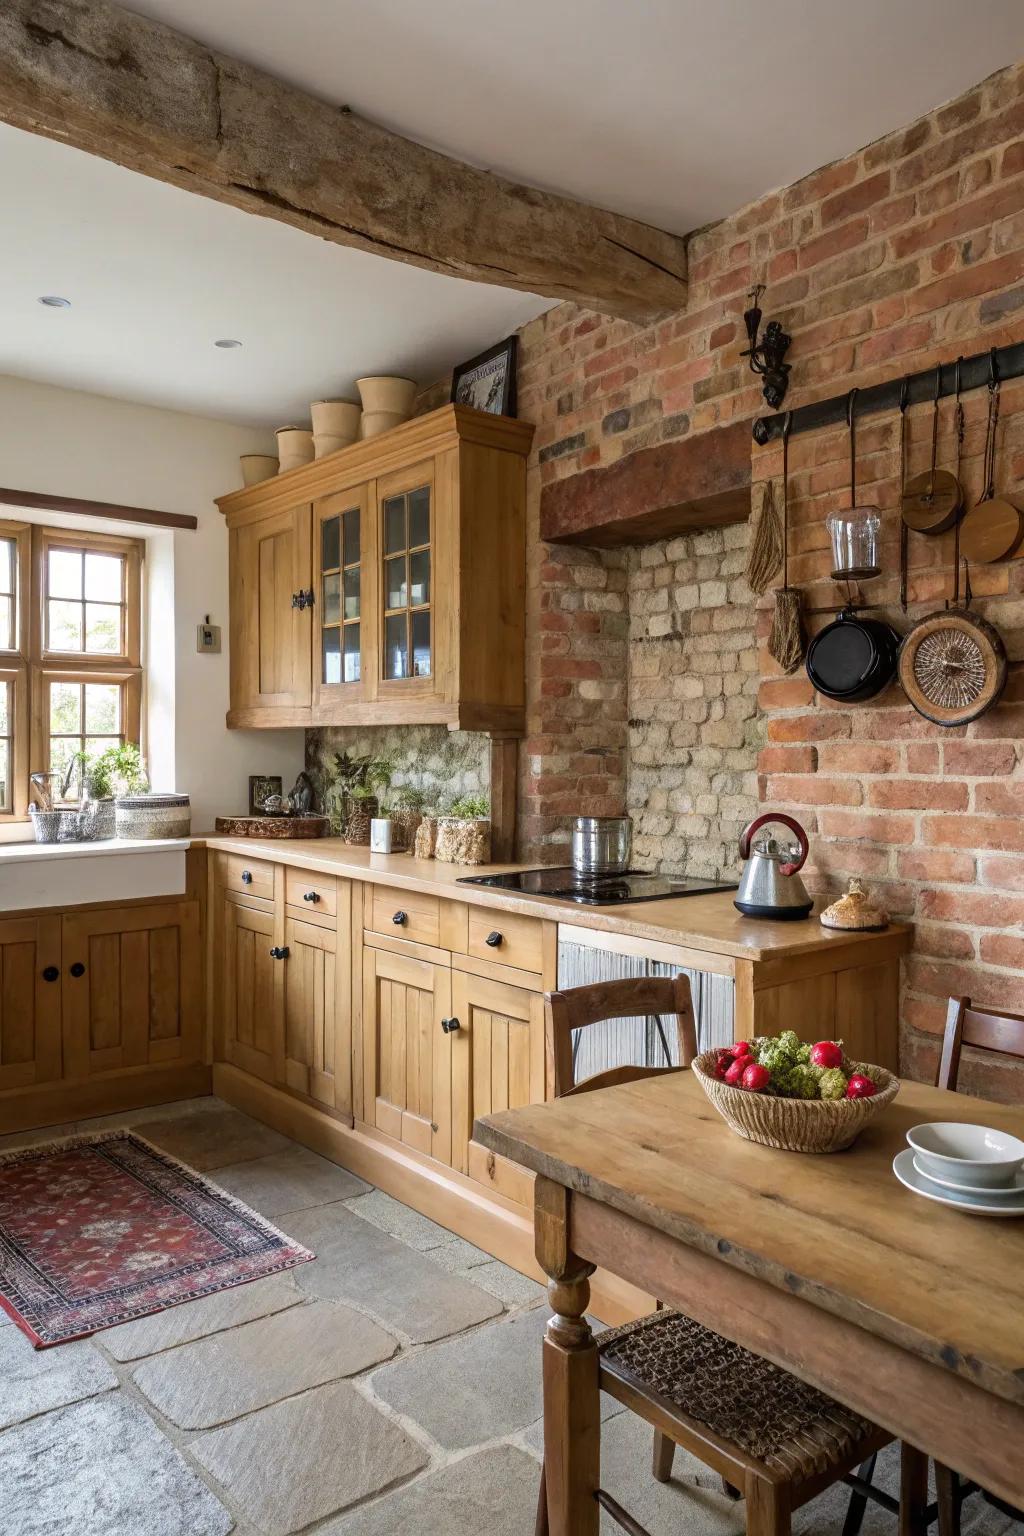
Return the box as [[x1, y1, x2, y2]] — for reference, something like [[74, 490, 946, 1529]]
[[898, 377, 909, 413], [989, 346, 999, 389]]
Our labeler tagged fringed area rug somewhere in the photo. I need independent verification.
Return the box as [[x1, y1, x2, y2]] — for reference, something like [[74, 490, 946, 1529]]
[[0, 1132, 314, 1348]]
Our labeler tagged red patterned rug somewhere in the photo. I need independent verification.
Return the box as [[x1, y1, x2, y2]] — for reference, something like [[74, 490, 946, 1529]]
[[0, 1132, 314, 1348]]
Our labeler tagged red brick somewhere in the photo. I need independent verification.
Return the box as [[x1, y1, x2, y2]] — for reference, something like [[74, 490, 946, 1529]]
[[758, 678, 815, 709], [767, 713, 851, 744], [979, 855, 1024, 891], [901, 998, 948, 1038], [815, 744, 900, 775], [905, 744, 941, 774], [980, 933, 1024, 969], [765, 776, 861, 806], [922, 815, 1024, 852], [821, 171, 891, 227], [798, 218, 869, 270], [890, 180, 1024, 259], [1003, 141, 1024, 178], [914, 924, 976, 960], [944, 741, 1018, 775], [898, 849, 976, 883], [974, 782, 1024, 814], [819, 811, 916, 844], [867, 780, 968, 811], [919, 890, 1021, 926], [856, 318, 934, 367], [757, 746, 817, 774]]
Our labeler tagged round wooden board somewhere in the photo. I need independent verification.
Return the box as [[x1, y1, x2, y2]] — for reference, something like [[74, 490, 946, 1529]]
[[958, 496, 1024, 564], [897, 610, 1007, 726], [900, 469, 962, 533], [214, 815, 330, 838]]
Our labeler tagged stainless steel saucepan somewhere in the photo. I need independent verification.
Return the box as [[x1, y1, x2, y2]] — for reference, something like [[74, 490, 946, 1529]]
[[571, 816, 632, 876]]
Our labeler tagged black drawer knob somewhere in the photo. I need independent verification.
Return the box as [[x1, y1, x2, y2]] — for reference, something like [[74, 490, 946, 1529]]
[[485, 930, 503, 948], [42, 965, 60, 983], [393, 911, 408, 926], [241, 870, 253, 885], [303, 891, 320, 903], [69, 962, 86, 978], [440, 1016, 461, 1034], [269, 945, 290, 960]]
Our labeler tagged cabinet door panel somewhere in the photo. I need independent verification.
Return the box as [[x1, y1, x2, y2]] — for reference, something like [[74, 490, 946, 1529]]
[[313, 486, 373, 711], [362, 945, 451, 1163], [62, 904, 201, 1081], [0, 917, 61, 1091], [450, 971, 544, 1180], [283, 916, 343, 1111], [231, 504, 312, 712], [221, 897, 278, 1084]]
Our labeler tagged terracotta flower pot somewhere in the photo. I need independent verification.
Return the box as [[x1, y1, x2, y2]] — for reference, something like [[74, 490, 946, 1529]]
[[240, 454, 279, 486], [356, 376, 417, 417], [275, 426, 315, 472], [311, 400, 361, 456], [360, 410, 408, 439]]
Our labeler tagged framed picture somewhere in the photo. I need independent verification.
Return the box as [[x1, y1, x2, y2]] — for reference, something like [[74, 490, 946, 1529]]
[[450, 335, 518, 417], [248, 774, 282, 815]]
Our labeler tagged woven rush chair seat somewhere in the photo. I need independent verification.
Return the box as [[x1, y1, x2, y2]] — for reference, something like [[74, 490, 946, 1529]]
[[599, 1310, 876, 1485]]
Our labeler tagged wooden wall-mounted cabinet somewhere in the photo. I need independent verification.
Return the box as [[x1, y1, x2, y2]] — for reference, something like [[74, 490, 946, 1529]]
[[217, 405, 533, 733]]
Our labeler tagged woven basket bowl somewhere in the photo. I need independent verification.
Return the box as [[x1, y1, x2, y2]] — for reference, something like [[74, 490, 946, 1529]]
[[692, 1049, 900, 1153]]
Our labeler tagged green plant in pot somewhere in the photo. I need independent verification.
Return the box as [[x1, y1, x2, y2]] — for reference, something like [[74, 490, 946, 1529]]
[[332, 751, 395, 845], [74, 743, 149, 839], [385, 783, 427, 852], [436, 792, 491, 865]]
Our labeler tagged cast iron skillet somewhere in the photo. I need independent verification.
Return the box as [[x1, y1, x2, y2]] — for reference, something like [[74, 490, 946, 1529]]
[[805, 611, 900, 702]]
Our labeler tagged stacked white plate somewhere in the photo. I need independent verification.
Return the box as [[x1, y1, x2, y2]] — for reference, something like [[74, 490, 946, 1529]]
[[892, 1121, 1024, 1217]]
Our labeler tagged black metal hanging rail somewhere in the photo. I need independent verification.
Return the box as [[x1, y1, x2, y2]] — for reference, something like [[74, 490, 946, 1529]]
[[751, 339, 1024, 445]]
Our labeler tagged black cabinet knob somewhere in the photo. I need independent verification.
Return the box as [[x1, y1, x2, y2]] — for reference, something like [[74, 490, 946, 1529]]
[[42, 965, 60, 983], [485, 931, 503, 948], [69, 962, 86, 978], [269, 945, 290, 960], [303, 890, 320, 903], [440, 1016, 461, 1034], [393, 911, 408, 926], [241, 870, 253, 885]]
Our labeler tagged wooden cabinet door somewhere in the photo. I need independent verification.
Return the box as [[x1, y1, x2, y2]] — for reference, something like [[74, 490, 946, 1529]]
[[0, 916, 62, 1092], [312, 485, 374, 714], [229, 503, 312, 716], [450, 971, 544, 1200], [282, 913, 350, 1115], [362, 945, 452, 1162], [62, 903, 201, 1081], [220, 895, 279, 1084], [372, 459, 451, 714]]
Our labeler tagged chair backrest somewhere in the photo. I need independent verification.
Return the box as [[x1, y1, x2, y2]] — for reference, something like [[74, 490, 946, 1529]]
[[546, 973, 697, 1099], [937, 995, 1024, 1091]]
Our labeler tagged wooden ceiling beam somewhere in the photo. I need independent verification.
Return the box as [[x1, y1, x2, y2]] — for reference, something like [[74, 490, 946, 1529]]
[[0, 0, 688, 323]]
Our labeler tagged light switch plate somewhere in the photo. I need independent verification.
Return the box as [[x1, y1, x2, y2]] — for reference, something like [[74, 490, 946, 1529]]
[[197, 622, 221, 654]]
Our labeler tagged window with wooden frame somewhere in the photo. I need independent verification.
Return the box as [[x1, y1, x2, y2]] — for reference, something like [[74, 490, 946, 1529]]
[[0, 520, 143, 818]]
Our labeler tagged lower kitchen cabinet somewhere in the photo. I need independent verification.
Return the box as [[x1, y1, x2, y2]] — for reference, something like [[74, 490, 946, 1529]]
[[0, 915, 62, 1092], [62, 902, 202, 1081], [362, 944, 453, 1163], [450, 969, 544, 1202], [282, 910, 349, 1113], [219, 892, 279, 1085]]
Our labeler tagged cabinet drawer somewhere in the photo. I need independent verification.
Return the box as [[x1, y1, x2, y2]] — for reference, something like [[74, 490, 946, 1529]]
[[466, 907, 543, 975], [368, 884, 440, 947], [285, 868, 337, 916], [218, 852, 275, 901]]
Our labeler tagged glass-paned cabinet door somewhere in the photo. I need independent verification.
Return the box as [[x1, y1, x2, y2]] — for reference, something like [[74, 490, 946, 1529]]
[[313, 486, 370, 704], [380, 479, 432, 684]]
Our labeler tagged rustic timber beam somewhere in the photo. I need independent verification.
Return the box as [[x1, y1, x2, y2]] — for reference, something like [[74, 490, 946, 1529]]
[[0, 0, 689, 323], [540, 420, 752, 548], [0, 486, 197, 530]]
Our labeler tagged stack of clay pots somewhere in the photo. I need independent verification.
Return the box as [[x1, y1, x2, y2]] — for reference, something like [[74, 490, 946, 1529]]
[[241, 375, 419, 487], [357, 376, 417, 438]]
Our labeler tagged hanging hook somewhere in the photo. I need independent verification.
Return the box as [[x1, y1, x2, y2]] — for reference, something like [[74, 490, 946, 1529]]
[[898, 377, 909, 414], [989, 347, 999, 390], [847, 387, 859, 510]]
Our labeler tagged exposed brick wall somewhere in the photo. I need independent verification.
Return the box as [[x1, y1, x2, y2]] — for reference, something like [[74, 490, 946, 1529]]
[[512, 61, 1024, 1093]]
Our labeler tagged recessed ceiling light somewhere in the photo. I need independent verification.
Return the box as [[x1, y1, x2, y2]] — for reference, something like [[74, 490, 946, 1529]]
[[38, 295, 71, 308], [214, 338, 243, 348]]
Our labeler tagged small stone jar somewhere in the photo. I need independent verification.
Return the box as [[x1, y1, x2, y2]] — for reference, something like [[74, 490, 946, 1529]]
[[434, 817, 491, 866]]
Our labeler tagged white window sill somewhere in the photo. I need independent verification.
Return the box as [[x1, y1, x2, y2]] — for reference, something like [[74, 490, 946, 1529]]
[[0, 838, 190, 911]]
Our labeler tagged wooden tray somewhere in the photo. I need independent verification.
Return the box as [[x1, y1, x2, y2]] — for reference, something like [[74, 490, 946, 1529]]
[[214, 815, 330, 839]]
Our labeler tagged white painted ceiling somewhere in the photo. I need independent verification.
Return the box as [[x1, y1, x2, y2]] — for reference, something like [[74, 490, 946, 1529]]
[[2, 0, 1023, 426]]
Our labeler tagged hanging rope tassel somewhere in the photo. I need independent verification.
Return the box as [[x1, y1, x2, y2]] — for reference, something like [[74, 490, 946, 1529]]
[[768, 411, 805, 674], [745, 478, 784, 595]]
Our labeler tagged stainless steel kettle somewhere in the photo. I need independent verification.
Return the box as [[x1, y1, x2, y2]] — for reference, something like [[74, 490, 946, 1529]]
[[734, 813, 813, 920]]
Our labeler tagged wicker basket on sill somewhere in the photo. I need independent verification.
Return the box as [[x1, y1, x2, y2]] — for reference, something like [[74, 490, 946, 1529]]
[[691, 1049, 900, 1154]]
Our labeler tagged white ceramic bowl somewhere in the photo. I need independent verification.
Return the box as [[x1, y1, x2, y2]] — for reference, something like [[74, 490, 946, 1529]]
[[906, 1122, 1024, 1190]]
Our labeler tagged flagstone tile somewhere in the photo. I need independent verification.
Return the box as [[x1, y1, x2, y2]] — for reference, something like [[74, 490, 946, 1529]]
[[0, 1327, 117, 1430], [343, 1189, 480, 1253], [371, 1306, 549, 1448], [100, 1273, 302, 1361], [131, 1298, 398, 1428], [457, 1258, 546, 1308], [286, 1201, 502, 1343], [0, 1392, 233, 1536], [191, 1380, 427, 1536], [322, 1444, 540, 1535], [129, 1104, 291, 1170], [213, 1145, 370, 1215]]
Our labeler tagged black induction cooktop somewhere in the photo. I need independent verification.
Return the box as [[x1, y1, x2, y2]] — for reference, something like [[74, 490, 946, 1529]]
[[457, 868, 738, 906]]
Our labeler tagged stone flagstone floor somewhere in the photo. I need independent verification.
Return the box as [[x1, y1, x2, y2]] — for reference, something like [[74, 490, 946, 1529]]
[[0, 1097, 1015, 1536]]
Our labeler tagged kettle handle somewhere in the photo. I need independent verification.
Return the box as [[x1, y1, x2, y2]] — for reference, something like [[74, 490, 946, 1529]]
[[738, 813, 809, 877]]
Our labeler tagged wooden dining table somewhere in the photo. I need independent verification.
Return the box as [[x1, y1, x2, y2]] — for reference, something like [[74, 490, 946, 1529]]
[[475, 1072, 1024, 1535]]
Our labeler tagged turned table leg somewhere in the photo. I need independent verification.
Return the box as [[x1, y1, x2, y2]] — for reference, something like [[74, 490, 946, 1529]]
[[536, 1177, 600, 1536]]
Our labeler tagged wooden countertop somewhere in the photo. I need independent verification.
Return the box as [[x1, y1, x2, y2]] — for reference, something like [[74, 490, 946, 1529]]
[[476, 1072, 1024, 1406], [198, 834, 910, 964]]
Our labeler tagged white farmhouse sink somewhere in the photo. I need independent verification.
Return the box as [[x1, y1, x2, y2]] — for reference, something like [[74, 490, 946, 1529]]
[[0, 838, 189, 911]]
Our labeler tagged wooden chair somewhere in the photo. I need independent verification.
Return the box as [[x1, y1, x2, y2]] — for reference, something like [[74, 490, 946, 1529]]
[[929, 997, 1024, 1536], [535, 975, 928, 1536]]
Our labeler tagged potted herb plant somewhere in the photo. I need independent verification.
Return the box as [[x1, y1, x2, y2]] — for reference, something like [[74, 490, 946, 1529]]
[[434, 793, 491, 865], [330, 751, 396, 845], [76, 743, 149, 839]]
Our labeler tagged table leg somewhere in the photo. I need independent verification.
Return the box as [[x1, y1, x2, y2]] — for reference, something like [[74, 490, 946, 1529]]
[[536, 1177, 600, 1536], [900, 1444, 930, 1536]]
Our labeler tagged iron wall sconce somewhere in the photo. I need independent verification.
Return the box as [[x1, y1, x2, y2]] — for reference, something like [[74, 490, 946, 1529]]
[[741, 285, 792, 409]]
